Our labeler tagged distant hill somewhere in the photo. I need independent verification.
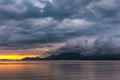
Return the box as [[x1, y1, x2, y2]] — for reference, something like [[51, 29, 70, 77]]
[[22, 57, 44, 61], [22, 53, 120, 60], [45, 52, 82, 60]]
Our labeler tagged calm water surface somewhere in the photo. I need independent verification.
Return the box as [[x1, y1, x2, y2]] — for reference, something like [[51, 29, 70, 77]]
[[0, 61, 120, 80]]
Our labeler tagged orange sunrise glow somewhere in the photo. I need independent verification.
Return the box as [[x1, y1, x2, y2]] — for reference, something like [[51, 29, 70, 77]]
[[0, 55, 40, 60]]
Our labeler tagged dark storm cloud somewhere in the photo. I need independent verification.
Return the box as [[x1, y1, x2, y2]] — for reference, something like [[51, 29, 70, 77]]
[[48, 37, 120, 56], [0, 0, 119, 50], [0, 0, 92, 20]]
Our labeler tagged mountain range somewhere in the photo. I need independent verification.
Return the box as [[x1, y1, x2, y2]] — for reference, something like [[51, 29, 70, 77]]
[[22, 52, 120, 60]]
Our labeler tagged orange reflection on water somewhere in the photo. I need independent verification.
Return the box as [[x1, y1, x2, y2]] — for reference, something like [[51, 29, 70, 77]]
[[0, 61, 52, 75], [0, 64, 24, 73]]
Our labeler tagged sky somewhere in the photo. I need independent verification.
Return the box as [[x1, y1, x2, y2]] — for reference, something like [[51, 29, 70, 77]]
[[0, 0, 120, 59]]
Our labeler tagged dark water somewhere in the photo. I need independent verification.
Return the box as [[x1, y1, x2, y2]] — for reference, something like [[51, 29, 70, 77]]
[[0, 61, 120, 80]]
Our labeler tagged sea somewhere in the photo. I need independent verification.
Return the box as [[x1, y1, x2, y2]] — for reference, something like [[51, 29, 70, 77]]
[[0, 61, 120, 80]]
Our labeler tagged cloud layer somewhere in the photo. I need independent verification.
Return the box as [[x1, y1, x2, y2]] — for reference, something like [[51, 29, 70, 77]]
[[0, 0, 119, 54]]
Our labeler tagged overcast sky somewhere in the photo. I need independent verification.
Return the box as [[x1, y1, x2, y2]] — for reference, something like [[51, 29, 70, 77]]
[[0, 0, 119, 56]]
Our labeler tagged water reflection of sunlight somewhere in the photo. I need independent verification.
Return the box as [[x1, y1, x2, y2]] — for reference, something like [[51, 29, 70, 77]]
[[0, 61, 51, 75], [0, 64, 25, 73]]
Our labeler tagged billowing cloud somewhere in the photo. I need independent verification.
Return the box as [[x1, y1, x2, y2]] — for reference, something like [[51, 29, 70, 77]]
[[0, 0, 119, 56]]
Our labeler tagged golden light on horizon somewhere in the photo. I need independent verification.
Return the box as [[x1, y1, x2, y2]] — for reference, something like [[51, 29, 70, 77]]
[[0, 44, 63, 60], [0, 55, 39, 60]]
